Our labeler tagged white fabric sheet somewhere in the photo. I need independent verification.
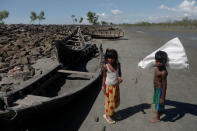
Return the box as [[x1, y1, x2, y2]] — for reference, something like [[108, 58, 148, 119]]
[[138, 37, 189, 69]]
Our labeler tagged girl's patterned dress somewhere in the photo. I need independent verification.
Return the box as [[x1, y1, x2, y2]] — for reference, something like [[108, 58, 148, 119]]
[[104, 64, 120, 116]]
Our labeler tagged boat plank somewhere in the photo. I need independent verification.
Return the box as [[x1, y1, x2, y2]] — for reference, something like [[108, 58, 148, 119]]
[[58, 69, 96, 77]]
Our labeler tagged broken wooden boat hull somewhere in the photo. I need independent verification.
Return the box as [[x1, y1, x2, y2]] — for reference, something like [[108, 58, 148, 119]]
[[54, 40, 98, 67], [0, 27, 104, 122], [91, 30, 124, 39], [0, 47, 104, 122], [82, 26, 124, 39]]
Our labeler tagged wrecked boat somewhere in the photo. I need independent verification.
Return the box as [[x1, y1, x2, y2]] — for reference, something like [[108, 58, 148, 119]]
[[83, 26, 124, 39], [0, 26, 104, 122]]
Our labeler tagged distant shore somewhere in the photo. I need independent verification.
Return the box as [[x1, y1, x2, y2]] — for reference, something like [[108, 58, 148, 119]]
[[120, 25, 197, 32]]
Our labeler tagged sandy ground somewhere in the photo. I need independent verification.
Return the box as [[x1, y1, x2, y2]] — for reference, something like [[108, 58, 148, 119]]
[[79, 26, 197, 131]]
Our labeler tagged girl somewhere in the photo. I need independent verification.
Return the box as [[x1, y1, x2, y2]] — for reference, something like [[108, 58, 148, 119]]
[[102, 49, 123, 124]]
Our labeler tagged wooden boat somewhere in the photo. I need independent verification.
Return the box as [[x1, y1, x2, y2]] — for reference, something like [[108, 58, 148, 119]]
[[55, 26, 98, 67], [0, 26, 104, 122], [83, 26, 124, 39]]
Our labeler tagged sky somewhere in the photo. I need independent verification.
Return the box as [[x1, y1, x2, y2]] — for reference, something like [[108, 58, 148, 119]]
[[1, 0, 197, 24]]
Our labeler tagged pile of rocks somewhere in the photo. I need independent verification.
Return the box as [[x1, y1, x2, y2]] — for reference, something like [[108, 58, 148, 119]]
[[0, 24, 76, 91]]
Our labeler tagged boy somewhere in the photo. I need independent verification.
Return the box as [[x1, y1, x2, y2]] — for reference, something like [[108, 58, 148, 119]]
[[150, 50, 168, 123]]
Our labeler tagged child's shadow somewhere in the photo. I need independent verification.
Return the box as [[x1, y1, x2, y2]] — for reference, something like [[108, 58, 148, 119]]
[[161, 99, 197, 122], [116, 103, 151, 121]]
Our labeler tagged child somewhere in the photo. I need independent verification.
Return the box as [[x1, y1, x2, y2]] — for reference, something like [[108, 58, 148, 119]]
[[149, 50, 168, 123], [102, 49, 123, 124]]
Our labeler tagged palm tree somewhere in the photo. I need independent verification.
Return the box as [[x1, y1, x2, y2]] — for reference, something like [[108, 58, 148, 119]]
[[37, 11, 45, 24], [0, 10, 9, 24], [30, 11, 37, 24], [79, 17, 83, 23], [71, 14, 75, 24]]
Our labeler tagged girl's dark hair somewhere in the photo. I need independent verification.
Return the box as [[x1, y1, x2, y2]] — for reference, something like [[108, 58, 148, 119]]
[[155, 50, 168, 64], [105, 48, 121, 76], [105, 49, 118, 62]]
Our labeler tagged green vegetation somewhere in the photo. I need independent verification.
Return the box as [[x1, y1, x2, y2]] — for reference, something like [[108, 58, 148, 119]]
[[30, 11, 45, 24], [71, 15, 84, 24], [101, 21, 108, 25], [0, 10, 9, 24], [71, 14, 76, 24], [121, 17, 197, 28], [30, 11, 37, 23], [79, 17, 83, 23], [86, 11, 99, 25], [37, 11, 45, 24]]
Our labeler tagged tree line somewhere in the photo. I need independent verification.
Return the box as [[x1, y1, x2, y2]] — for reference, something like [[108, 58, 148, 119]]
[[121, 17, 197, 28], [0, 10, 113, 25], [2, 9, 197, 27]]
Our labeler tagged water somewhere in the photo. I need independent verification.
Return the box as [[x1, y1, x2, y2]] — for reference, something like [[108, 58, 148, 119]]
[[134, 27, 197, 48]]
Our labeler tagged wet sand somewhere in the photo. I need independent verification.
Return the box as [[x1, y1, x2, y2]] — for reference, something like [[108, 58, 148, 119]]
[[79, 26, 197, 131]]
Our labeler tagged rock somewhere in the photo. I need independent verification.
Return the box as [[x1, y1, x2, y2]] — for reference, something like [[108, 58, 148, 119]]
[[14, 40, 24, 49], [20, 51, 27, 56], [5, 56, 12, 62], [30, 68, 35, 76], [12, 55, 18, 59], [23, 65, 31, 73], [0, 57, 3, 62], [30, 48, 40, 56], [0, 24, 76, 86], [23, 65, 35, 76], [7, 51, 16, 56], [20, 56, 29, 64], [12, 45, 20, 51], [29, 57, 37, 64], [0, 62, 8, 69], [1, 50, 8, 58], [33, 40, 40, 47], [9, 59, 16, 66]]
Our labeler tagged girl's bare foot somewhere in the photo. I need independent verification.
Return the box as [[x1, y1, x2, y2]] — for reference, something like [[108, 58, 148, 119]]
[[149, 117, 160, 123], [103, 114, 115, 124]]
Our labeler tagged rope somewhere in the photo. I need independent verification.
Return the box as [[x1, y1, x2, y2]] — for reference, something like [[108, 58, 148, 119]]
[[2, 105, 18, 120]]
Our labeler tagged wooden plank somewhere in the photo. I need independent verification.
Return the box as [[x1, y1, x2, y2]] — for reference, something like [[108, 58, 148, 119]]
[[67, 40, 81, 43], [58, 69, 96, 76]]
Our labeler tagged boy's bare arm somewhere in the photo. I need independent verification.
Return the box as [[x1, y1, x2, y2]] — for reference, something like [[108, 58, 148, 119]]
[[160, 71, 167, 104]]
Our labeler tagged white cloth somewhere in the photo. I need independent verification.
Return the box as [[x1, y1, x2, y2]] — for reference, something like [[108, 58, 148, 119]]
[[105, 64, 119, 85], [138, 37, 189, 69]]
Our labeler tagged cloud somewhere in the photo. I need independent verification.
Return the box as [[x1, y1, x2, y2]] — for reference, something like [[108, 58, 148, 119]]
[[159, 0, 197, 13], [159, 4, 176, 11], [111, 9, 122, 15], [97, 13, 107, 18], [178, 0, 197, 13], [94, 9, 128, 24]]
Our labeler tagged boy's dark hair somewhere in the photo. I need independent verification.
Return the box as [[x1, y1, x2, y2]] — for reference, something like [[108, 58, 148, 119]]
[[105, 49, 118, 62], [155, 50, 168, 64]]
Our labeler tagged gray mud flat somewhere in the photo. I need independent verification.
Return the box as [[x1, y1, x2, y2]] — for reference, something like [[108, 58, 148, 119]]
[[79, 26, 197, 131]]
